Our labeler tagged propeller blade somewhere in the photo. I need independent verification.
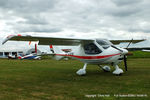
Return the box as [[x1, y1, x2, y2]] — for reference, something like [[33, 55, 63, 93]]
[[124, 55, 127, 71]]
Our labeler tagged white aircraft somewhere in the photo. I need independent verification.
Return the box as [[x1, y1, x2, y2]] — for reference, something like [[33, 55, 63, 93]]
[[2, 34, 145, 75], [18, 53, 41, 60], [8, 43, 41, 60], [8, 53, 41, 60], [142, 49, 150, 52], [18, 43, 41, 60], [8, 53, 18, 59]]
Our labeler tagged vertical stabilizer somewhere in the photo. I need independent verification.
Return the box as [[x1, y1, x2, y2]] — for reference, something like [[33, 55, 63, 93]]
[[51, 45, 65, 60], [35, 44, 37, 54], [50, 45, 54, 53]]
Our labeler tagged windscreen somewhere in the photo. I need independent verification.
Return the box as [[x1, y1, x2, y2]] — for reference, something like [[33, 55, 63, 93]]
[[96, 39, 112, 49]]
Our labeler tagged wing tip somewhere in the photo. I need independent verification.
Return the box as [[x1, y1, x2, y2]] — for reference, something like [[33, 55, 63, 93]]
[[2, 34, 20, 45]]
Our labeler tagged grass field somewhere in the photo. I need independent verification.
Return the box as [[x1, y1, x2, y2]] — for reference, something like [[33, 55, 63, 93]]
[[129, 51, 150, 58], [0, 58, 150, 100]]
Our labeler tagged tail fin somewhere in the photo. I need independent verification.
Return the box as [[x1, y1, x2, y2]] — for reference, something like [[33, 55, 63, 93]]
[[18, 55, 23, 59], [50, 45, 54, 53], [29, 41, 31, 45], [35, 44, 37, 54], [50, 45, 65, 60]]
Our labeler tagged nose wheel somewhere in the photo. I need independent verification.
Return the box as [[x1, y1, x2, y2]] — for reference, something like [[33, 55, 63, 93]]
[[99, 65, 111, 72]]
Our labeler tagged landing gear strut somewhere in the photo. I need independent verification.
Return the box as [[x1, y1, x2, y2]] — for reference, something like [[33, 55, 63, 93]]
[[76, 63, 87, 76], [113, 65, 123, 75]]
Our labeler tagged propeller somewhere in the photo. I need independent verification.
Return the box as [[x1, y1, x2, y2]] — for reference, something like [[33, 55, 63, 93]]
[[123, 55, 127, 71], [111, 38, 134, 71], [123, 38, 133, 71]]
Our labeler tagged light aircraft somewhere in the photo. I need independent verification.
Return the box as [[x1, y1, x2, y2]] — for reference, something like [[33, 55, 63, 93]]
[[18, 43, 41, 60], [8, 53, 18, 59], [18, 53, 41, 60], [8, 43, 41, 60], [8, 53, 41, 60], [142, 49, 150, 52], [2, 34, 145, 75]]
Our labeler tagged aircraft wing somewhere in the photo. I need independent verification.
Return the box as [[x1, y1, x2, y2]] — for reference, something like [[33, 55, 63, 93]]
[[110, 39, 146, 45], [2, 34, 94, 45]]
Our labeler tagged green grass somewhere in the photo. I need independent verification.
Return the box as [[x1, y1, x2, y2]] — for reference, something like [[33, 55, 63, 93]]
[[0, 58, 150, 100], [128, 50, 150, 58]]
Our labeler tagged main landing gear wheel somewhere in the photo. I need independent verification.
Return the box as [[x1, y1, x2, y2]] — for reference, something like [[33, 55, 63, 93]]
[[113, 65, 123, 75], [76, 63, 87, 76]]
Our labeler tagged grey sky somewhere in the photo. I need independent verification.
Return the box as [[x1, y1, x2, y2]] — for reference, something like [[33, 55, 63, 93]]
[[0, 0, 150, 50]]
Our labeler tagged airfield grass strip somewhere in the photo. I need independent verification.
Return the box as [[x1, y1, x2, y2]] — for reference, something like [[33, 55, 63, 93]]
[[0, 58, 149, 100]]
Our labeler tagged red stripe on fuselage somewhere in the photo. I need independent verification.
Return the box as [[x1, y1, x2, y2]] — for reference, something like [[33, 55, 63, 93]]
[[56, 53, 120, 59]]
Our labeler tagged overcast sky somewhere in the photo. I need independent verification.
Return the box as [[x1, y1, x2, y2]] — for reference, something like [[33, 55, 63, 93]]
[[0, 0, 150, 51]]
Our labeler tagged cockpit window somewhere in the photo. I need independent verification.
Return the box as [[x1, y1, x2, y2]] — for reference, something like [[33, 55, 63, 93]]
[[84, 43, 102, 54], [96, 39, 111, 49]]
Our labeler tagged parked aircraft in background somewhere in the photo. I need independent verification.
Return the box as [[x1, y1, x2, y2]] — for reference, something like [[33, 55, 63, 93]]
[[142, 49, 150, 52], [18, 53, 41, 60], [8, 53, 18, 59], [8, 43, 41, 60], [2, 34, 145, 75]]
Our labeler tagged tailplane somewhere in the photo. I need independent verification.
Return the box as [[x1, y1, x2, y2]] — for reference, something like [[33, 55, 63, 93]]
[[50, 45, 65, 60]]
